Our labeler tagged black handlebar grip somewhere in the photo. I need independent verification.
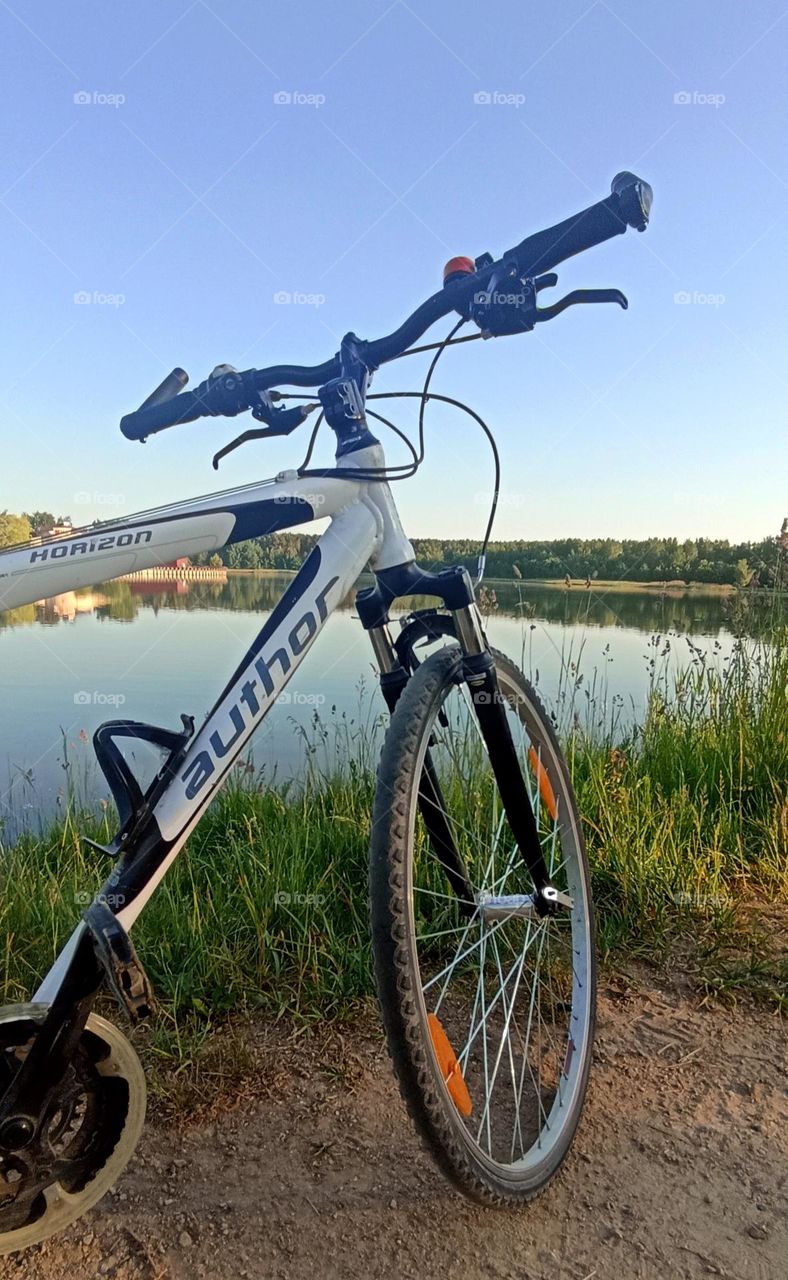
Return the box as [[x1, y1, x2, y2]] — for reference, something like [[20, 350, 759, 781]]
[[136, 367, 189, 412], [120, 389, 207, 441], [505, 172, 652, 277]]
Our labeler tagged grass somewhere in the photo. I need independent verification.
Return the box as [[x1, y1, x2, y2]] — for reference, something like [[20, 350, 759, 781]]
[[0, 623, 785, 1097], [569, 631, 787, 1004]]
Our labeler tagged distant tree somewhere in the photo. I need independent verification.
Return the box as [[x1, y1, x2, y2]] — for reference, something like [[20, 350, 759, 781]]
[[237, 541, 263, 570], [22, 510, 55, 536], [208, 553, 223, 568], [0, 511, 31, 548]]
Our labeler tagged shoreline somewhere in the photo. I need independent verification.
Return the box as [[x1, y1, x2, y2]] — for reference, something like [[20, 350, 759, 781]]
[[222, 568, 745, 593]]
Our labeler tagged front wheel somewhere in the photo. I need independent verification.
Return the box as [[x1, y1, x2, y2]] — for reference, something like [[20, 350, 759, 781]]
[[370, 645, 595, 1205]]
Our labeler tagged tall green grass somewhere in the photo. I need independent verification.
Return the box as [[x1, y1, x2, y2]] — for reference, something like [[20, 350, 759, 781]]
[[1, 631, 785, 1047], [570, 632, 787, 1002]]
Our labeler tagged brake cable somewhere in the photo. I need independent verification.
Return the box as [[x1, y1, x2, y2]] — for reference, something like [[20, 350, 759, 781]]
[[279, 318, 501, 584], [367, 391, 500, 585], [283, 317, 464, 481]]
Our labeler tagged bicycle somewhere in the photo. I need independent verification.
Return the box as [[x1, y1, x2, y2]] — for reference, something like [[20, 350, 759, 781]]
[[0, 171, 652, 1252]]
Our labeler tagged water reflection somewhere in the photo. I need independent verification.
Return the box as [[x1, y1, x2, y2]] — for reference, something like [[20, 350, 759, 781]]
[[0, 572, 780, 835], [0, 572, 758, 638]]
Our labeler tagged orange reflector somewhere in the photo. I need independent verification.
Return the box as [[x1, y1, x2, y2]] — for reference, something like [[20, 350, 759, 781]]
[[528, 747, 558, 820], [427, 1013, 472, 1116]]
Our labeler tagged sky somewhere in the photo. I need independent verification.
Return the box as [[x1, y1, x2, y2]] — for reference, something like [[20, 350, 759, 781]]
[[0, 0, 785, 544]]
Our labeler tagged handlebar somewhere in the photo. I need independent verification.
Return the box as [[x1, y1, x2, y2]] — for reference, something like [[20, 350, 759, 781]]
[[120, 171, 652, 442]]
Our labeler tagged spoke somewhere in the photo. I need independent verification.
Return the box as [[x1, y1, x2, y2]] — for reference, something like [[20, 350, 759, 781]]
[[478, 928, 493, 1156], [492, 927, 529, 1161], [476, 926, 530, 1149], [417, 918, 483, 943], [417, 777, 494, 896], [456, 923, 546, 1068], [456, 940, 484, 1068], [513, 926, 552, 1144], [431, 908, 481, 1017], [492, 823, 561, 898], [536, 927, 565, 1106], [422, 909, 543, 997], [413, 884, 464, 903]]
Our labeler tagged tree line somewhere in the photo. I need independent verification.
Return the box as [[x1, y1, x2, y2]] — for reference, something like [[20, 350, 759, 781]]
[[2, 510, 785, 587], [196, 527, 787, 587]]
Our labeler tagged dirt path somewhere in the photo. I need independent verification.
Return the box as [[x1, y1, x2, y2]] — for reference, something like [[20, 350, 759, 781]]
[[1, 980, 785, 1280]]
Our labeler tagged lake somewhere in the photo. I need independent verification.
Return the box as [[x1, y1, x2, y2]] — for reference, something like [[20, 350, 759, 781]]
[[0, 573, 753, 835]]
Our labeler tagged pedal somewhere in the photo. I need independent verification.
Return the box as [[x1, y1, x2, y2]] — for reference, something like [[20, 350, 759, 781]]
[[83, 900, 155, 1023]]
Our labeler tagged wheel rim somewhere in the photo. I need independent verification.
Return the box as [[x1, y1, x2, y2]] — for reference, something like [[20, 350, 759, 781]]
[[407, 665, 593, 1178], [0, 1004, 146, 1255]]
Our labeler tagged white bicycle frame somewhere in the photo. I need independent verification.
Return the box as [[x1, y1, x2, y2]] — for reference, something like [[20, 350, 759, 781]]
[[0, 443, 415, 1001]]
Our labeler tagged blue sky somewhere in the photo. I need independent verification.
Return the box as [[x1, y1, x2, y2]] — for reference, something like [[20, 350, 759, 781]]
[[0, 0, 785, 542]]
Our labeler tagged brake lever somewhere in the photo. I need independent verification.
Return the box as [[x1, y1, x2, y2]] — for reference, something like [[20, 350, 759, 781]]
[[468, 266, 627, 337], [535, 287, 628, 322], [212, 393, 319, 469]]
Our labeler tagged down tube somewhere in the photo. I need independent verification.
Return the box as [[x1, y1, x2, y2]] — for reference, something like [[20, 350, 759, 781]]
[[110, 502, 379, 931], [33, 499, 381, 1006]]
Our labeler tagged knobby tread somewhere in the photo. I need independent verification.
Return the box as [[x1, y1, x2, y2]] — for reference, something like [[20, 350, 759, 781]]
[[369, 645, 596, 1205]]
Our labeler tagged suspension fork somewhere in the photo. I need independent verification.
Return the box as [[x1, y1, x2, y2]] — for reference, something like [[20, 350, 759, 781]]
[[452, 604, 557, 916], [369, 624, 476, 914]]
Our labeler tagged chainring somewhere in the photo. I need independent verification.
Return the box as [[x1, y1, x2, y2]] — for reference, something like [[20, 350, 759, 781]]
[[0, 1003, 146, 1255]]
